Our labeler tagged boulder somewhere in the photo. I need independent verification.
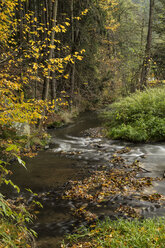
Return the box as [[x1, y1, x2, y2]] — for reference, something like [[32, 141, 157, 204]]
[[13, 122, 30, 136]]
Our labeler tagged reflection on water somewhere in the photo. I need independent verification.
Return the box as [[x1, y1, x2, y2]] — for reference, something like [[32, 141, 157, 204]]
[[11, 153, 81, 191]]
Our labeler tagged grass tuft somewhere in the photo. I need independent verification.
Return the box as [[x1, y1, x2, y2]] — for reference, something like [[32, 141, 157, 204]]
[[62, 217, 165, 248]]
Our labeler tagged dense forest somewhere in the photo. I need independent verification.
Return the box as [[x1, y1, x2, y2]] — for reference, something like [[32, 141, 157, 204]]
[[0, 0, 165, 247], [1, 0, 164, 112]]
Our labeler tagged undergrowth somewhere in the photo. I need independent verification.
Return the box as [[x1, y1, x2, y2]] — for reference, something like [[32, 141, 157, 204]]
[[103, 87, 165, 142], [0, 126, 42, 247], [62, 217, 165, 248], [0, 193, 36, 247]]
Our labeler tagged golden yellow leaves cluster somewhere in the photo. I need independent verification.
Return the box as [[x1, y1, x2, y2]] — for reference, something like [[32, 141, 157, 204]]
[[0, 0, 18, 43], [99, 0, 119, 32], [0, 1, 88, 127]]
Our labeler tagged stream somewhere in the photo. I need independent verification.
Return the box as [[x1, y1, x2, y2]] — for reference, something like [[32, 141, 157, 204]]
[[9, 112, 165, 247]]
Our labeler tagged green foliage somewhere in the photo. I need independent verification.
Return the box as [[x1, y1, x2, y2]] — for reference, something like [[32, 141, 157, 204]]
[[62, 217, 165, 248], [103, 87, 165, 142], [0, 192, 36, 248], [0, 141, 38, 246]]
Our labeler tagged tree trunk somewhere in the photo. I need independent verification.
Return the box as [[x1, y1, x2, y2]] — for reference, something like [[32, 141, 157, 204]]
[[70, 0, 75, 98], [140, 0, 155, 90], [51, 73, 57, 101], [42, 0, 58, 100], [34, 0, 38, 98], [18, 0, 23, 43]]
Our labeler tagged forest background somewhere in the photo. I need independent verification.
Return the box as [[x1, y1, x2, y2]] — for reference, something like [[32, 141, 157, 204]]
[[0, 0, 165, 246]]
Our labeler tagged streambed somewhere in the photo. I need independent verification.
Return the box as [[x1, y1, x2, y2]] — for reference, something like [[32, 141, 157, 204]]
[[9, 112, 165, 247]]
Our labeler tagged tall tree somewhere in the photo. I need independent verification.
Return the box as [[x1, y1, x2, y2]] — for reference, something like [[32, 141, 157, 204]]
[[70, 0, 75, 99], [42, 0, 58, 100], [153, 0, 165, 80], [140, 0, 155, 89]]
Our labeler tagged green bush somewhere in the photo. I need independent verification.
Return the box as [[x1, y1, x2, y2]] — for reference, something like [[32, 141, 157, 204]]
[[0, 141, 38, 247], [103, 87, 165, 142]]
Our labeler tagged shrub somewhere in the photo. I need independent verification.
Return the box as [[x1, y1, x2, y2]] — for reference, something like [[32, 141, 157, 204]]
[[103, 87, 165, 142]]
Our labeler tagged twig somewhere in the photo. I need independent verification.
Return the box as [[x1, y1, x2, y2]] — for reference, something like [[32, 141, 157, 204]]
[[0, 42, 24, 64], [139, 167, 151, 173]]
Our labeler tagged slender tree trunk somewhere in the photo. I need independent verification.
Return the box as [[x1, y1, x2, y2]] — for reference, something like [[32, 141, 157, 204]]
[[34, 0, 38, 98], [18, 0, 23, 43], [70, 0, 75, 98], [42, 0, 58, 100], [45, 0, 50, 31], [137, 12, 145, 90], [51, 73, 57, 100], [140, 15, 145, 50], [71, 63, 75, 97], [140, 0, 155, 90]]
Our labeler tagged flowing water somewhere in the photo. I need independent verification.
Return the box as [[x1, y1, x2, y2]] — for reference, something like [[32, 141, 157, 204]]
[[9, 112, 165, 247]]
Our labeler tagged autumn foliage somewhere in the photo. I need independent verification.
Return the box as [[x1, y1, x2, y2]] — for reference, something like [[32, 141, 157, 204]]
[[0, 0, 121, 246]]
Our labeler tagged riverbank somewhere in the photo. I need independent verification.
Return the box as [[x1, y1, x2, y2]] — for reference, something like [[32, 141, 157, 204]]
[[59, 136, 165, 246], [3, 112, 165, 248], [59, 127, 165, 248], [62, 217, 165, 248]]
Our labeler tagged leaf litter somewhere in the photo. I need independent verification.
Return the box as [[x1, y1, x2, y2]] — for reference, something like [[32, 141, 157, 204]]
[[62, 147, 164, 222]]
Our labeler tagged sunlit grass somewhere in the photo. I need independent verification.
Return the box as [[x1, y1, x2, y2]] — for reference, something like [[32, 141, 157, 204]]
[[62, 217, 165, 248]]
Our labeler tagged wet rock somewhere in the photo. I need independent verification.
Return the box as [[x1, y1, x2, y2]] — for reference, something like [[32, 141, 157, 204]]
[[13, 122, 30, 136], [140, 154, 147, 159], [68, 201, 76, 209], [141, 204, 160, 215], [80, 127, 104, 138]]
